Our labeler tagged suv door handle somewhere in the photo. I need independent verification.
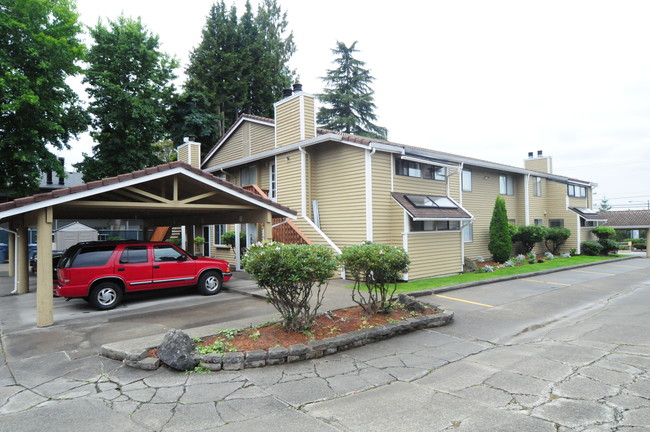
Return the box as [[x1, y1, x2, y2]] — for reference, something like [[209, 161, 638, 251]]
[[153, 265, 160, 269], [117, 268, 125, 272]]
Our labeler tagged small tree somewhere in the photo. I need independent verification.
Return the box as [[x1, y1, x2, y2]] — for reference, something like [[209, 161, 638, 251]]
[[221, 230, 246, 257], [545, 227, 571, 255], [242, 242, 337, 331], [513, 225, 547, 254], [592, 226, 618, 255], [339, 242, 410, 314], [488, 197, 512, 263], [598, 197, 612, 211]]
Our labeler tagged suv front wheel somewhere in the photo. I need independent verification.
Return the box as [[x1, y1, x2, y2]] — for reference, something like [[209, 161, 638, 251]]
[[197, 271, 222, 295], [89, 281, 123, 310]]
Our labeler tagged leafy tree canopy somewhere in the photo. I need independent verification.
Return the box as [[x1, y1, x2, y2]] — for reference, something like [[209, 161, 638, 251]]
[[0, 0, 87, 197], [75, 16, 178, 182], [317, 41, 388, 140], [181, 0, 295, 154]]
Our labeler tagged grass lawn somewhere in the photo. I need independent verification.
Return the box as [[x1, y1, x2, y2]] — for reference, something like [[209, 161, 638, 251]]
[[393, 255, 623, 294]]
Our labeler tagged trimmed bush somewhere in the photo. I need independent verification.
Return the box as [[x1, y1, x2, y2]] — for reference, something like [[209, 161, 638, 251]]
[[592, 226, 616, 240], [599, 238, 619, 255], [545, 227, 571, 255], [242, 242, 338, 331], [339, 242, 410, 314], [581, 241, 603, 256], [513, 225, 547, 254], [488, 196, 512, 263], [221, 230, 246, 256]]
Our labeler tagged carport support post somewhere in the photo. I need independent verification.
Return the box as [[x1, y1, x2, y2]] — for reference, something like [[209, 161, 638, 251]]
[[16, 225, 29, 294], [7, 230, 14, 277], [36, 207, 54, 327], [264, 211, 272, 241]]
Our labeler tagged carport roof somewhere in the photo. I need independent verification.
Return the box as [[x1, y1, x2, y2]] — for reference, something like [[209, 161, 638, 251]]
[[0, 161, 296, 223], [599, 210, 650, 228]]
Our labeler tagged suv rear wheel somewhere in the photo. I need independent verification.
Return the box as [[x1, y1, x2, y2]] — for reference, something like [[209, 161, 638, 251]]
[[89, 282, 123, 310], [197, 271, 222, 295]]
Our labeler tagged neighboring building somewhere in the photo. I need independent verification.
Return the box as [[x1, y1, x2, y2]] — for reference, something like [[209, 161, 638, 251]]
[[183, 86, 600, 280]]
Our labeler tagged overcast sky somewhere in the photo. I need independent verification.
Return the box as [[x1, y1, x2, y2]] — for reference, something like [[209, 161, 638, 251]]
[[65, 0, 650, 210]]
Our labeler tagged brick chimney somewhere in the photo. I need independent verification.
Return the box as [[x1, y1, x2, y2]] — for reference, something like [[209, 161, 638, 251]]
[[274, 83, 316, 148], [176, 137, 201, 168], [524, 150, 553, 173]]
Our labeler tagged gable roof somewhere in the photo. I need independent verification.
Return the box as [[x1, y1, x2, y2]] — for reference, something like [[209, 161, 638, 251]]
[[0, 161, 296, 221]]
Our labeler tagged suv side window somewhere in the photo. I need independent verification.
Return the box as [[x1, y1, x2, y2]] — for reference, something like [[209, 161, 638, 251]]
[[154, 245, 185, 262], [70, 246, 116, 268], [120, 246, 149, 264]]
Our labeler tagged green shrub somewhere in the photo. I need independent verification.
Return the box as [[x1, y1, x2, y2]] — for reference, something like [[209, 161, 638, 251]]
[[513, 225, 547, 254], [242, 242, 338, 331], [599, 238, 619, 255], [488, 196, 512, 263], [339, 242, 410, 314], [221, 230, 246, 256], [592, 226, 616, 240], [545, 227, 571, 254], [636, 243, 647, 250], [165, 237, 181, 246], [581, 241, 603, 256]]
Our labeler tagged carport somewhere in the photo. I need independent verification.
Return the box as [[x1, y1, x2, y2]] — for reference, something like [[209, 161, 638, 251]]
[[0, 161, 296, 327]]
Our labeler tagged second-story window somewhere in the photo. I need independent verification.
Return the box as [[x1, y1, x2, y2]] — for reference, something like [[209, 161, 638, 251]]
[[499, 174, 514, 195], [240, 165, 257, 186], [269, 162, 277, 201], [534, 176, 542, 197], [462, 169, 472, 192], [568, 184, 586, 198], [396, 159, 445, 181]]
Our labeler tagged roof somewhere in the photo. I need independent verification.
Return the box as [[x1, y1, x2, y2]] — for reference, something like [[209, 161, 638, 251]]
[[0, 161, 296, 220], [391, 192, 473, 221], [569, 207, 608, 222], [203, 115, 594, 186], [54, 222, 97, 233], [599, 210, 650, 228]]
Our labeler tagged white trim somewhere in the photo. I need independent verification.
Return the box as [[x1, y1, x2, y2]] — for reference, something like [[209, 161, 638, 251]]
[[365, 148, 375, 241], [0, 166, 296, 221], [576, 214, 582, 255], [299, 94, 305, 141], [203, 116, 273, 164], [459, 162, 464, 205], [390, 156, 395, 192], [524, 174, 530, 225], [402, 210, 409, 281], [400, 155, 459, 171], [303, 216, 342, 254], [299, 147, 307, 216]]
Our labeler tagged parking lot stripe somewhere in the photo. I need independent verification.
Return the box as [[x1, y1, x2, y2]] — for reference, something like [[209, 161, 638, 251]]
[[435, 294, 494, 308], [571, 270, 615, 276], [522, 279, 571, 286]]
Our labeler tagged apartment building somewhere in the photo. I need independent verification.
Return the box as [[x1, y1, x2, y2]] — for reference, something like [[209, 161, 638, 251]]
[[183, 85, 599, 279]]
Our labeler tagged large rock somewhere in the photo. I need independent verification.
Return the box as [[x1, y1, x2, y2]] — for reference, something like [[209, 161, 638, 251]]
[[463, 256, 478, 273], [157, 329, 198, 371], [398, 293, 426, 312]]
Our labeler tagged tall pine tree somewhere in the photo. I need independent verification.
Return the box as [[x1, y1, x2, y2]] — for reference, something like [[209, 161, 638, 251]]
[[75, 16, 178, 182], [317, 41, 387, 140], [181, 0, 295, 154], [0, 0, 87, 197]]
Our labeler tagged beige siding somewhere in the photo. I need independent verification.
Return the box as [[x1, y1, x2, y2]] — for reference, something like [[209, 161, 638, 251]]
[[177, 146, 188, 165], [204, 128, 245, 168], [303, 96, 316, 140], [448, 168, 461, 203], [568, 195, 590, 208], [393, 175, 447, 196], [371, 152, 394, 245], [528, 176, 546, 225], [524, 157, 552, 173], [276, 149, 302, 212], [406, 232, 462, 280], [275, 97, 302, 148], [311, 143, 366, 247], [250, 122, 275, 155]]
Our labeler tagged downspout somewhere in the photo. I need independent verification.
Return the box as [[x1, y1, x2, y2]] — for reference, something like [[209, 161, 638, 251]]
[[458, 162, 464, 206], [524, 174, 530, 225], [365, 147, 376, 241]]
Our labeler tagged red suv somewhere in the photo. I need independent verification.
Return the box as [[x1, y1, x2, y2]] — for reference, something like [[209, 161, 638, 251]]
[[55, 241, 232, 310]]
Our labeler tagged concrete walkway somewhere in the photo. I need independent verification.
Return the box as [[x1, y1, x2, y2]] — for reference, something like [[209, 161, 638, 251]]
[[1, 258, 650, 431]]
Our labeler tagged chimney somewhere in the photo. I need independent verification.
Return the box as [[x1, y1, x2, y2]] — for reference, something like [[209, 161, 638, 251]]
[[282, 88, 293, 98], [176, 138, 201, 168], [58, 157, 65, 185], [528, 152, 534, 158], [537, 150, 543, 157], [524, 149, 553, 174], [46, 170, 53, 185], [274, 84, 316, 148]]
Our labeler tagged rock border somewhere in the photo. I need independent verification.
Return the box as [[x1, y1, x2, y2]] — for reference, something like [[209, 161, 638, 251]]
[[121, 305, 454, 371]]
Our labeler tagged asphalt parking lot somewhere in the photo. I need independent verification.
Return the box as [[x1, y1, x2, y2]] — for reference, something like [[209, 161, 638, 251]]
[[1, 257, 650, 431]]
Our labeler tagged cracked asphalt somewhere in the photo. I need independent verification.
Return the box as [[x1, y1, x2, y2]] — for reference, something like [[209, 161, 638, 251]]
[[1, 257, 650, 431]]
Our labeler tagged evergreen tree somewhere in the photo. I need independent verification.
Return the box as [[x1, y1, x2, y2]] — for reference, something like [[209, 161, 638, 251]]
[[317, 41, 388, 140], [598, 196, 612, 211], [182, 0, 295, 154], [75, 16, 178, 182], [0, 0, 87, 197], [488, 196, 512, 263]]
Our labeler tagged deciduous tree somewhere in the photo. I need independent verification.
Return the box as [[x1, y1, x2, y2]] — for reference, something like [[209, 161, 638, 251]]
[[0, 0, 87, 197]]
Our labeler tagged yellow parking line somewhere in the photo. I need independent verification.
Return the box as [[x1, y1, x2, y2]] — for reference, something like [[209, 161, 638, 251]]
[[435, 294, 494, 308], [522, 279, 571, 287], [571, 270, 615, 276]]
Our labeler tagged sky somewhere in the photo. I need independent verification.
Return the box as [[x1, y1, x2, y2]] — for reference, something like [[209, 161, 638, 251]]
[[64, 0, 650, 210]]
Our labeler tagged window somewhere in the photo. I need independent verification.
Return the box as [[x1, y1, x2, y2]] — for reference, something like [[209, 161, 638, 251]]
[[462, 222, 473, 242], [581, 219, 597, 227], [240, 165, 257, 186], [269, 162, 277, 201], [534, 219, 544, 226], [214, 224, 228, 246], [534, 176, 542, 197], [410, 220, 461, 232], [499, 174, 514, 195], [395, 159, 446, 181], [462, 169, 472, 192], [69, 245, 116, 268], [405, 195, 457, 209], [549, 219, 564, 228], [154, 245, 185, 262], [567, 184, 586, 198], [119, 246, 148, 264], [202, 226, 211, 257]]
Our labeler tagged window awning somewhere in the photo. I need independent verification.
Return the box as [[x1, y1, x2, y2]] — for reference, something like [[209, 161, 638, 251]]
[[391, 192, 473, 221], [569, 207, 607, 222]]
